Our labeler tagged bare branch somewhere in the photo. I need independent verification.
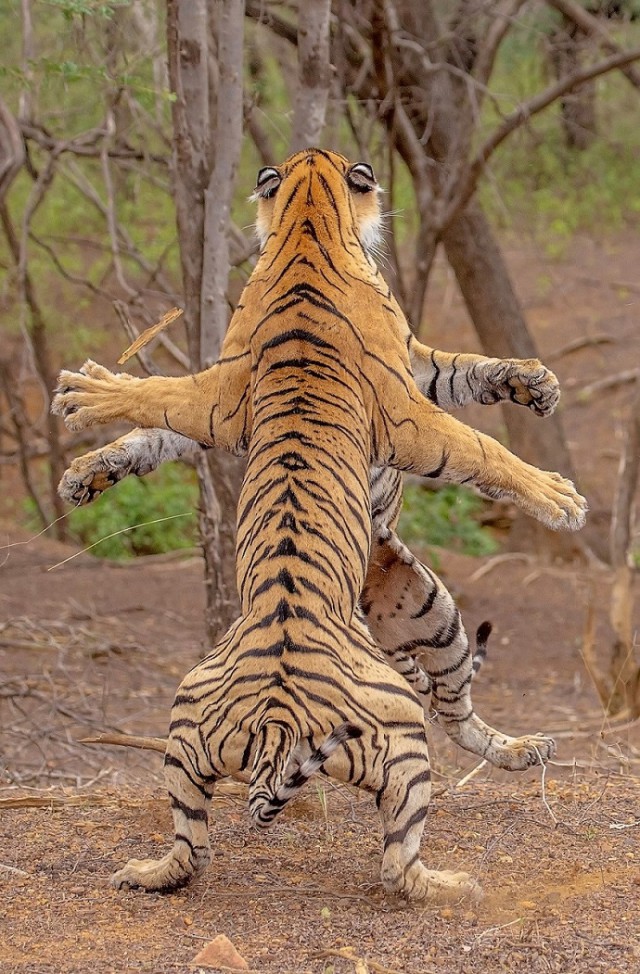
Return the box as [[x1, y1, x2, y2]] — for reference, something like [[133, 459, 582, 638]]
[[0, 98, 25, 202], [473, 0, 528, 91], [443, 44, 640, 231], [245, 95, 277, 165], [578, 368, 640, 401], [100, 111, 138, 301], [19, 0, 34, 122], [62, 159, 181, 305], [80, 732, 167, 753], [290, 0, 332, 152], [112, 301, 163, 377], [20, 121, 169, 164], [112, 302, 189, 374], [245, 0, 298, 45], [546, 0, 640, 92]]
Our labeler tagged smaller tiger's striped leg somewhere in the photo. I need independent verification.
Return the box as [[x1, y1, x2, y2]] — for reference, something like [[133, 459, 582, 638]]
[[363, 530, 556, 770], [112, 744, 216, 892], [58, 429, 199, 506], [377, 742, 479, 903]]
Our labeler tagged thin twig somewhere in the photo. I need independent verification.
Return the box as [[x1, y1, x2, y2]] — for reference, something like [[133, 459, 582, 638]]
[[79, 732, 166, 753]]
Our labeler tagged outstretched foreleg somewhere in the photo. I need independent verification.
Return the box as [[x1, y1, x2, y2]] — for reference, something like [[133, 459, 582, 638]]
[[385, 394, 587, 531], [52, 359, 248, 453]]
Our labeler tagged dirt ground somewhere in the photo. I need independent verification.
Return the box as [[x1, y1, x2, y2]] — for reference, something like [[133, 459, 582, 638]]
[[2, 232, 640, 973]]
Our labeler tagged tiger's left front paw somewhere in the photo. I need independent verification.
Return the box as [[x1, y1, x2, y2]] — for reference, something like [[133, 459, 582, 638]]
[[52, 360, 135, 431]]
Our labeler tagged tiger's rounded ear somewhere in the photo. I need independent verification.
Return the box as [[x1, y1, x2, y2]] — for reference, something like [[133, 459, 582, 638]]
[[347, 163, 377, 193], [255, 167, 281, 199]]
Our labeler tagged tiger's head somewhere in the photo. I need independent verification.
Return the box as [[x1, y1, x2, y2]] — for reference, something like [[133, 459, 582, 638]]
[[252, 149, 382, 257]]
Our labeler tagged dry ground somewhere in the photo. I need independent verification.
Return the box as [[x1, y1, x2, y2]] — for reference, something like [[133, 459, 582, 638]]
[[2, 232, 640, 972]]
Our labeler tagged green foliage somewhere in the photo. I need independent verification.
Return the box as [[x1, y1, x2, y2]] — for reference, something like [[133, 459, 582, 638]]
[[64, 463, 199, 560], [43, 0, 130, 17], [398, 484, 499, 559]]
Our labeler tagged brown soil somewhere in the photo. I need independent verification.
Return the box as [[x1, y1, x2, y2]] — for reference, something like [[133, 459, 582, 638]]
[[2, 232, 640, 973]]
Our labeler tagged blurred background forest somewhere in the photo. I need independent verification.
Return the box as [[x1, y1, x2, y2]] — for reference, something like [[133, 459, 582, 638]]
[[1, 0, 640, 709]]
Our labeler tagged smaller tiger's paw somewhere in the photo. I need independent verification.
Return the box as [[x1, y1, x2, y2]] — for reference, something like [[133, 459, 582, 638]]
[[503, 359, 560, 417], [58, 444, 135, 506], [52, 360, 134, 431], [488, 732, 556, 771]]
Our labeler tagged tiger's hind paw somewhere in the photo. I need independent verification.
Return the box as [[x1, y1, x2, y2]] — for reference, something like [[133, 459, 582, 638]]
[[485, 732, 556, 771], [402, 865, 482, 905], [111, 847, 208, 892]]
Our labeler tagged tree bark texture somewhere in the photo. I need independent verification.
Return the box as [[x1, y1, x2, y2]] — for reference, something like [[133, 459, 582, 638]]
[[166, 0, 245, 644], [290, 0, 332, 152], [201, 0, 245, 365], [607, 377, 640, 714]]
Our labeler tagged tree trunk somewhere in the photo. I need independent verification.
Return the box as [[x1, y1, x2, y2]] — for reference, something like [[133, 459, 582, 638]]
[[607, 376, 640, 715], [0, 201, 68, 539], [166, 0, 244, 644], [441, 203, 582, 556], [441, 202, 576, 480]]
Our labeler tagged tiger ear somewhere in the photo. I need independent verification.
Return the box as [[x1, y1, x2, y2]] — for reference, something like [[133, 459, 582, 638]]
[[347, 163, 377, 193], [255, 167, 281, 200]]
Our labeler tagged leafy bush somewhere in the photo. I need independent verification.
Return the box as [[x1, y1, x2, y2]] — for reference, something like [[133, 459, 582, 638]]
[[65, 463, 198, 560], [398, 483, 499, 559]]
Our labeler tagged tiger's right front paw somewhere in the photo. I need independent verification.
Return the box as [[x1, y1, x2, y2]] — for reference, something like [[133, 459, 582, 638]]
[[52, 360, 135, 431]]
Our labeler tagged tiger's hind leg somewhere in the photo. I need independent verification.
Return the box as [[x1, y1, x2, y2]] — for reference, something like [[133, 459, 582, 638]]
[[112, 738, 216, 892], [362, 529, 556, 771], [375, 733, 480, 902]]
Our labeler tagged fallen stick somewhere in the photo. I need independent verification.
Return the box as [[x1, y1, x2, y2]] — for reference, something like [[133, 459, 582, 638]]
[[79, 731, 167, 753]]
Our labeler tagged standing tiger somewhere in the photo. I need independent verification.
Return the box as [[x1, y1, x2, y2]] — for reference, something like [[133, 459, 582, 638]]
[[53, 150, 585, 901]]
